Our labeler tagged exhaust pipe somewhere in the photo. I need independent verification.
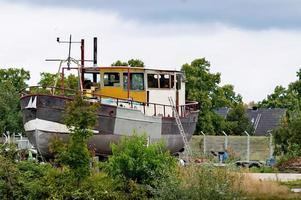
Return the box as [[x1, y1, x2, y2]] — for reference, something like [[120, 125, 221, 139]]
[[93, 37, 97, 67], [81, 39, 85, 67]]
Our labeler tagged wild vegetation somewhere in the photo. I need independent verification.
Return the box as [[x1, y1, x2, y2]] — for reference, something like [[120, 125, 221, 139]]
[[0, 68, 30, 134], [1, 60, 301, 199], [259, 69, 301, 167], [1, 137, 298, 199], [0, 94, 244, 199]]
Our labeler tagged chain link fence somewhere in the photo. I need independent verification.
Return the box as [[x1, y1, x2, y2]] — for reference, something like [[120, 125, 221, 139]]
[[189, 135, 273, 161]]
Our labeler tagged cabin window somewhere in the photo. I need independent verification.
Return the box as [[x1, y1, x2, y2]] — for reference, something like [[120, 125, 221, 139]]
[[176, 74, 181, 90], [147, 74, 159, 88], [123, 73, 144, 91], [171, 75, 175, 88], [160, 74, 170, 88], [83, 72, 100, 89], [104, 72, 120, 87]]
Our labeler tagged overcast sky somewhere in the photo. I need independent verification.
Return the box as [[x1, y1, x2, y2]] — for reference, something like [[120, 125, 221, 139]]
[[1, 0, 301, 102]]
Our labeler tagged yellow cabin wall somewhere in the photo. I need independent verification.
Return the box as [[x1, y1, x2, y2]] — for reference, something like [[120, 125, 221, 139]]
[[96, 68, 147, 102], [99, 87, 146, 102]]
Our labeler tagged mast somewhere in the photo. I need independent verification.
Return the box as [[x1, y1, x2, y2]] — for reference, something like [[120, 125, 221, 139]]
[[46, 35, 95, 94]]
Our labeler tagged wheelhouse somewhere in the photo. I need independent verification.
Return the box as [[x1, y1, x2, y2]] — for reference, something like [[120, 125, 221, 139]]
[[81, 66, 186, 116]]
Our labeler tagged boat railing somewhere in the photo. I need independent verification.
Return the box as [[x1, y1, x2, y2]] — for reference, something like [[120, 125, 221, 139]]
[[21, 85, 77, 97], [21, 86, 199, 117]]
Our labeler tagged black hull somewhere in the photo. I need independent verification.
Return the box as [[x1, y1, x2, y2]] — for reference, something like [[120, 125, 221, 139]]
[[21, 94, 198, 156]]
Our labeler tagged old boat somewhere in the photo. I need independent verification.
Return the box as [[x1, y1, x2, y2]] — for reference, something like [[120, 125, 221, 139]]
[[20, 38, 199, 157]]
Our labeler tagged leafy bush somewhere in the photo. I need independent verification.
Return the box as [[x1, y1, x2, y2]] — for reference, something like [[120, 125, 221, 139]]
[[17, 161, 54, 199], [0, 155, 23, 200], [37, 170, 119, 200], [104, 134, 177, 197]]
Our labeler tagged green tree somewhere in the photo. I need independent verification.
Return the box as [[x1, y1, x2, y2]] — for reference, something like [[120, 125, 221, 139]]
[[273, 116, 290, 156], [224, 104, 254, 135], [182, 58, 220, 133], [65, 74, 78, 90], [111, 60, 128, 66], [211, 84, 242, 109], [62, 94, 99, 182], [38, 72, 78, 90], [259, 69, 301, 157], [38, 72, 57, 88], [273, 111, 301, 158], [181, 58, 242, 134], [0, 82, 24, 134], [34, 72, 79, 96], [258, 70, 297, 149], [128, 59, 144, 67], [259, 69, 301, 111], [0, 68, 30, 91], [111, 59, 144, 67], [210, 113, 229, 134], [259, 85, 297, 110], [0, 68, 30, 134]]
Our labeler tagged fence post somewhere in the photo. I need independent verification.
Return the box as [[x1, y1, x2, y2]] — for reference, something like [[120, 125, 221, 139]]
[[222, 131, 228, 150], [201, 131, 206, 155], [267, 130, 273, 159], [244, 131, 250, 162], [6, 131, 11, 144]]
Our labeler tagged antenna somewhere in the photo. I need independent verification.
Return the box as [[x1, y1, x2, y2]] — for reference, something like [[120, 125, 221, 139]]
[[56, 34, 81, 69], [45, 35, 94, 94], [47, 36, 93, 67]]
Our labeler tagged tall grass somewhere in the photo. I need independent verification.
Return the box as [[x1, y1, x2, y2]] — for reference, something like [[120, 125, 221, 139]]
[[172, 165, 245, 200], [242, 174, 298, 199], [165, 164, 299, 200]]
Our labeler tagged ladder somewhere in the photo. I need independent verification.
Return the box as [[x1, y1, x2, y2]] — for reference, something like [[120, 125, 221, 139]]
[[168, 97, 192, 161]]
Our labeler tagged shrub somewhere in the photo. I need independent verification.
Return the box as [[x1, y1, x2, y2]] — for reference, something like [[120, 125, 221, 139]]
[[104, 134, 177, 197], [0, 155, 23, 200], [17, 161, 54, 199]]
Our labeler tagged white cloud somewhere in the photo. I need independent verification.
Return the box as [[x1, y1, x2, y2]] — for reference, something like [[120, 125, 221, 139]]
[[0, 3, 301, 103]]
